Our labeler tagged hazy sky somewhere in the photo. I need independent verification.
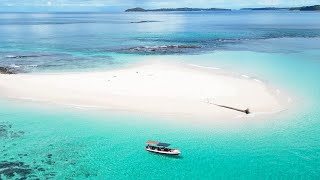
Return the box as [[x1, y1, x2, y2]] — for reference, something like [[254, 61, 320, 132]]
[[1, 0, 319, 11]]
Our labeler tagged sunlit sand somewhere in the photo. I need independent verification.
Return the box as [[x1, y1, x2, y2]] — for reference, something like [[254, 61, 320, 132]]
[[0, 61, 288, 120]]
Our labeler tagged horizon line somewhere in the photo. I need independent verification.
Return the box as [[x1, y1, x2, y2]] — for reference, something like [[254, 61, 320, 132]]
[[0, 4, 318, 13]]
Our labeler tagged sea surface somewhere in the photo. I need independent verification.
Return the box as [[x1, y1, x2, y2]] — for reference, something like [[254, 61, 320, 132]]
[[1, 11, 320, 179]]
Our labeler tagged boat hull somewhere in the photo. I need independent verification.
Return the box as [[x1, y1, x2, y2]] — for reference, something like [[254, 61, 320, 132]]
[[146, 148, 181, 155]]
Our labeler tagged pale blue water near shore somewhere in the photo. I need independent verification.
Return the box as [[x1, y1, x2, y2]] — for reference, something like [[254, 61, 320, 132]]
[[1, 11, 320, 179]]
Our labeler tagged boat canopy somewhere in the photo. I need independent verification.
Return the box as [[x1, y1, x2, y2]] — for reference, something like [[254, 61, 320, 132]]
[[146, 140, 171, 147], [157, 143, 171, 147]]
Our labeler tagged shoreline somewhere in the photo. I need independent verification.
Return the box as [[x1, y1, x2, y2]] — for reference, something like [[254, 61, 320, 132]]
[[0, 61, 291, 121]]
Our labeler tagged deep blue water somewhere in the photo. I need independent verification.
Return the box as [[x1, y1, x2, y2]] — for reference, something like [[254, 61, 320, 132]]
[[1, 11, 320, 179], [0, 11, 320, 72]]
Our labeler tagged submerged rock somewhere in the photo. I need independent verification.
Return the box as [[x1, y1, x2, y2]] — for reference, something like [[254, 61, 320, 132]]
[[0, 161, 24, 169], [0, 123, 25, 139], [0, 161, 33, 179], [0, 157, 56, 179], [0, 66, 18, 74], [37, 167, 45, 172], [0, 124, 11, 138], [121, 45, 201, 54], [0, 167, 33, 178], [5, 54, 51, 59]]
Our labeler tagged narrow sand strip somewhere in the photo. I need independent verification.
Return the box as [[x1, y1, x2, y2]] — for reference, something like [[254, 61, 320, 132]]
[[0, 62, 288, 119]]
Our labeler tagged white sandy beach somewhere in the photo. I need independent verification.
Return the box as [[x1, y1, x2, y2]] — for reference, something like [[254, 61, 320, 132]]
[[0, 61, 288, 119]]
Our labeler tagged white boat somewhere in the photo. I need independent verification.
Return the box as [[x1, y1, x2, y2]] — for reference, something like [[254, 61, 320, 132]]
[[145, 140, 181, 155]]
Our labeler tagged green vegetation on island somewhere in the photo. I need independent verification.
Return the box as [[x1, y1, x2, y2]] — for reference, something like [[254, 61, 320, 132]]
[[289, 5, 320, 11]]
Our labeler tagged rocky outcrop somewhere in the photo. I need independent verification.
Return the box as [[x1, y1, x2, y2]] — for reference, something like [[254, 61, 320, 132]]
[[121, 45, 201, 54], [0, 67, 18, 74]]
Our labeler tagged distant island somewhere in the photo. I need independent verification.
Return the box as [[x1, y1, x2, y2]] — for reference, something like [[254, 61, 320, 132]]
[[126, 5, 320, 12], [241, 7, 288, 11], [290, 5, 320, 11], [125, 7, 231, 12], [242, 5, 320, 11]]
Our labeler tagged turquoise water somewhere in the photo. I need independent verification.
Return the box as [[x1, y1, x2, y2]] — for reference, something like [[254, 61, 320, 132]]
[[1, 11, 320, 179]]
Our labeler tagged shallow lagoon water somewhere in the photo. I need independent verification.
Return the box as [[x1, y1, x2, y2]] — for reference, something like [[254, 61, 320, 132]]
[[1, 11, 320, 179], [1, 49, 320, 179]]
